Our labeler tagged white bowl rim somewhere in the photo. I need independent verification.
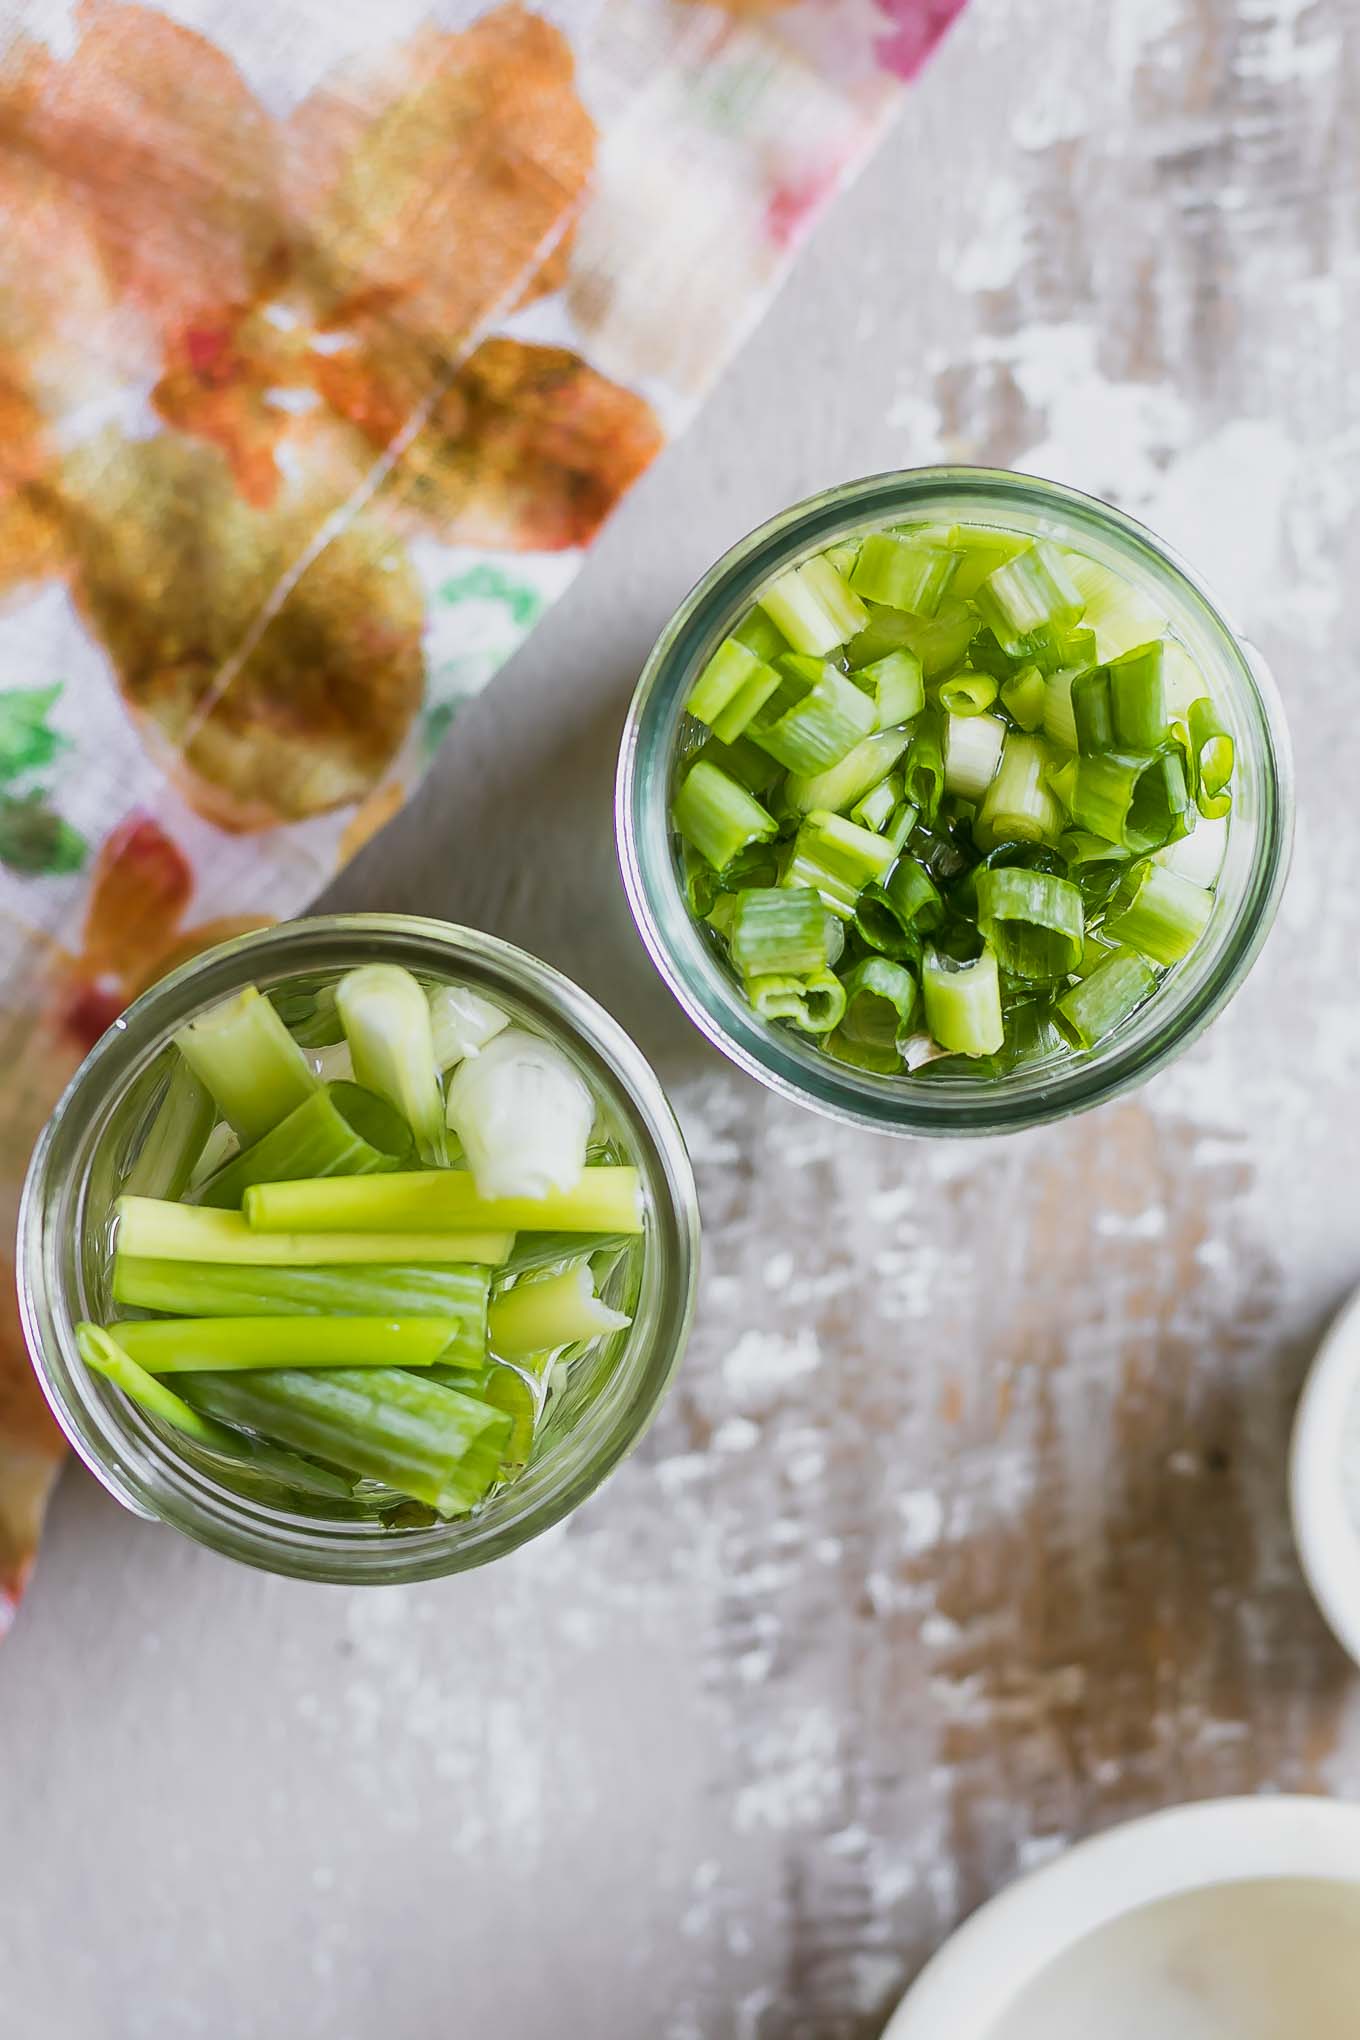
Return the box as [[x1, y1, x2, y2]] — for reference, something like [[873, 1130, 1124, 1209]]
[[1290, 1283, 1360, 1666], [882, 1795, 1360, 2039]]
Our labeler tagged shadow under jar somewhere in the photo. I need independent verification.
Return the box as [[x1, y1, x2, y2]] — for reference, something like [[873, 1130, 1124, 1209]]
[[18, 916, 700, 1582], [617, 468, 1293, 1136]]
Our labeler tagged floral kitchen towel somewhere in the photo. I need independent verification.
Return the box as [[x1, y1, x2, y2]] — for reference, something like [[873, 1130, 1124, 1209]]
[[0, 0, 967, 1627]]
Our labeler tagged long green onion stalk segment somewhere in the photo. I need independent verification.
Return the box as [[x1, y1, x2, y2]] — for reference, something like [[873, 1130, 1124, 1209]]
[[196, 1082, 412, 1208], [489, 1265, 631, 1362], [243, 1167, 644, 1239], [174, 986, 319, 1144], [336, 965, 447, 1166], [116, 1196, 514, 1267], [126, 1058, 216, 1202], [109, 1316, 464, 1374]]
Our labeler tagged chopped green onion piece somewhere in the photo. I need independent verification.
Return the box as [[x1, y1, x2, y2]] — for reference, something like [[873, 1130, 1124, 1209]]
[[710, 659, 784, 743], [174, 986, 319, 1146], [939, 670, 1000, 717], [901, 711, 946, 822], [943, 712, 1006, 800], [115, 1197, 513, 1266], [853, 856, 944, 959], [839, 956, 918, 1054], [489, 1264, 630, 1361], [275, 986, 344, 1050], [784, 729, 910, 818], [999, 664, 1047, 731], [1103, 861, 1214, 964], [943, 526, 1030, 599], [336, 964, 446, 1167], [748, 969, 846, 1035], [921, 946, 1005, 1057], [973, 541, 1083, 652], [673, 761, 777, 871], [1019, 622, 1097, 677], [782, 809, 897, 919], [127, 1057, 216, 1202], [822, 541, 861, 579], [1062, 550, 1168, 660], [110, 1316, 463, 1373], [1042, 667, 1080, 753], [884, 800, 919, 854], [1054, 947, 1158, 1048], [427, 986, 510, 1071], [475, 1362, 537, 1475], [758, 557, 867, 655], [1155, 811, 1227, 888], [1109, 642, 1168, 751], [1066, 748, 1189, 853], [850, 772, 901, 834], [1071, 668, 1115, 754], [846, 599, 978, 679], [975, 867, 1085, 982], [849, 535, 959, 617], [197, 1082, 412, 1209], [695, 732, 782, 796], [76, 1323, 353, 1499], [179, 1367, 510, 1517], [687, 638, 765, 727], [682, 840, 720, 920], [974, 732, 1063, 852], [732, 607, 788, 663], [751, 663, 877, 774], [1188, 696, 1235, 818], [445, 1028, 594, 1202], [244, 1166, 643, 1239], [730, 886, 827, 979], [851, 648, 926, 728]]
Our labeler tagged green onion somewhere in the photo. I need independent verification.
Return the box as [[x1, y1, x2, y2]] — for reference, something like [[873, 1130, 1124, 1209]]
[[710, 660, 784, 744], [730, 887, 827, 979], [758, 557, 866, 655], [1042, 667, 1080, 752], [973, 541, 1083, 652], [921, 946, 1005, 1057], [1103, 860, 1214, 964], [444, 1027, 595, 1202], [849, 535, 959, 617], [178, 1367, 511, 1517], [174, 986, 319, 1145], [76, 1324, 353, 1499], [732, 607, 788, 663], [126, 1057, 216, 1202], [839, 956, 918, 1056], [196, 1082, 412, 1208], [1072, 668, 1115, 754], [427, 986, 509, 1070], [850, 772, 901, 833], [885, 801, 920, 853], [1063, 550, 1168, 660], [336, 965, 446, 1167], [783, 729, 910, 819], [244, 1166, 643, 1239], [476, 1363, 537, 1474], [1054, 947, 1157, 1048], [1109, 641, 1168, 750], [782, 809, 897, 918], [694, 732, 782, 796], [1188, 696, 1234, 819], [939, 670, 1000, 717], [109, 1316, 464, 1373], [115, 1197, 513, 1267], [853, 856, 944, 959], [687, 638, 767, 726], [673, 761, 778, 872], [489, 1264, 630, 1361], [846, 599, 979, 679], [943, 526, 1030, 599], [748, 969, 846, 1035], [752, 663, 877, 774], [999, 664, 1046, 731], [901, 711, 946, 822], [1066, 749, 1190, 854], [274, 987, 344, 1051], [943, 712, 1006, 800], [974, 732, 1064, 852], [851, 648, 925, 728], [975, 867, 1085, 981]]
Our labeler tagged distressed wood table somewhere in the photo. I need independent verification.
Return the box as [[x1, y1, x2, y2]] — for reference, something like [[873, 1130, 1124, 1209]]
[[1, 2, 1357, 2034]]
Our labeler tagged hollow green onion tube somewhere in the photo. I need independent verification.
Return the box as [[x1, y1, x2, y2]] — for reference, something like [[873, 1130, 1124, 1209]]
[[336, 965, 446, 1167], [850, 773, 901, 834], [673, 761, 778, 873], [900, 711, 946, 822], [999, 664, 1047, 731], [974, 732, 1064, 852], [975, 867, 1085, 982], [197, 1082, 413, 1209], [921, 946, 1005, 1057], [973, 541, 1083, 651], [1054, 948, 1158, 1048], [489, 1264, 631, 1361], [752, 664, 877, 775], [116, 1197, 514, 1267], [939, 670, 1000, 718], [112, 1259, 490, 1364], [475, 1365, 537, 1475], [1072, 669, 1115, 754], [757, 557, 866, 655], [75, 1324, 353, 1500], [852, 648, 925, 728], [748, 969, 846, 1035], [178, 1368, 512, 1516], [1042, 668, 1080, 752], [244, 1166, 644, 1239], [943, 712, 1006, 800], [274, 986, 345, 1050], [110, 1316, 464, 1373], [694, 733, 781, 797], [1188, 695, 1234, 818], [848, 599, 980, 680], [839, 957, 918, 1053], [1109, 642, 1168, 750], [784, 730, 910, 819], [126, 1057, 216, 1202], [687, 638, 769, 726], [782, 810, 897, 919], [730, 887, 827, 980], [853, 856, 943, 959], [1103, 861, 1214, 964], [1066, 749, 1190, 853], [709, 661, 784, 743], [732, 607, 788, 663], [944, 526, 1030, 598], [849, 535, 959, 617], [174, 986, 319, 1145], [427, 986, 509, 1070]]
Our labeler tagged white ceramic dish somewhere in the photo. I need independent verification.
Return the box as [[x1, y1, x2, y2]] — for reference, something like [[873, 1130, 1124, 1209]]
[[882, 1796, 1360, 2040], [1290, 1283, 1360, 1667]]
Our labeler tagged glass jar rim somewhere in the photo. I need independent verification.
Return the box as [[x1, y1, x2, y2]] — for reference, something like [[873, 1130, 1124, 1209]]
[[616, 465, 1294, 1136], [18, 914, 700, 1581]]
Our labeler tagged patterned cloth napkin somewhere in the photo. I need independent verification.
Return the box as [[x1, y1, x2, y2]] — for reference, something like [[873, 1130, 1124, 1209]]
[[0, 0, 966, 1629]]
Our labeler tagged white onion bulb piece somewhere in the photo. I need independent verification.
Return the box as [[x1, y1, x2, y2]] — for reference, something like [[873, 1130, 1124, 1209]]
[[445, 1028, 593, 1200], [428, 986, 511, 1071]]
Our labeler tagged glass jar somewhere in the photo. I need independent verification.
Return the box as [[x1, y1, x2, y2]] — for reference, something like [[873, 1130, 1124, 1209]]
[[18, 915, 700, 1582], [616, 467, 1293, 1135]]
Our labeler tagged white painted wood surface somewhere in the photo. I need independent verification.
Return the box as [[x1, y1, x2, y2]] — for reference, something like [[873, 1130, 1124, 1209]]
[[2, 2, 1357, 2034]]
